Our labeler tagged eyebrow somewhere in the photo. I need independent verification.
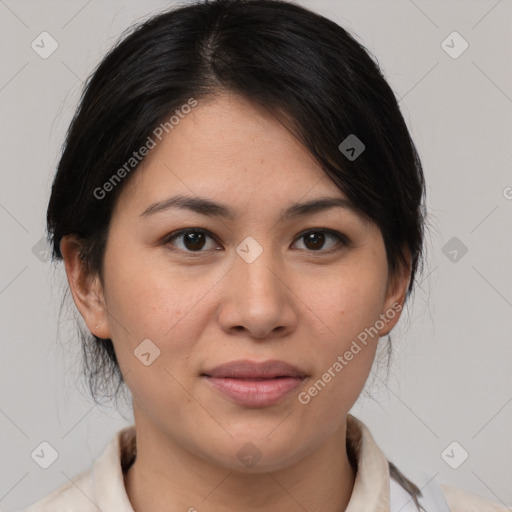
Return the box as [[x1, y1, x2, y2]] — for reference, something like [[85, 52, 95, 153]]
[[140, 194, 358, 223]]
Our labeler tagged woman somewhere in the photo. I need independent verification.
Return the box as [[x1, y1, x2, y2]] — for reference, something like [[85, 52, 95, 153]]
[[22, 0, 508, 511]]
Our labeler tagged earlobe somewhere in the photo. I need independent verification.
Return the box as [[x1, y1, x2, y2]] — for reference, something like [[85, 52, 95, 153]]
[[60, 235, 111, 339]]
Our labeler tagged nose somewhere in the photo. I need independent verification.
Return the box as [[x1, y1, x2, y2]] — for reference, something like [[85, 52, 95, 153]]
[[216, 241, 298, 340]]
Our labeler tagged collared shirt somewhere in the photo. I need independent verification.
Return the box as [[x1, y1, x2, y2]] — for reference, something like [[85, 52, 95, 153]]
[[22, 414, 509, 512]]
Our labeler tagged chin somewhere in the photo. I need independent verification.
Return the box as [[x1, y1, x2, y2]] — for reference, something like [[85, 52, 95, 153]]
[[198, 432, 308, 473]]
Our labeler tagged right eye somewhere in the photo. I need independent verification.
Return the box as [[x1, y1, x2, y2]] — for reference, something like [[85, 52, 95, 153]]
[[163, 228, 223, 254]]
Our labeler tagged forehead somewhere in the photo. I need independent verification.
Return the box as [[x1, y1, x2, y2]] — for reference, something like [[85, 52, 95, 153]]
[[114, 93, 351, 219]]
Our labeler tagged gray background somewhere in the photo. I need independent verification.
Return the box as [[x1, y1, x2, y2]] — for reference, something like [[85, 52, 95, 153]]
[[1, 0, 511, 510]]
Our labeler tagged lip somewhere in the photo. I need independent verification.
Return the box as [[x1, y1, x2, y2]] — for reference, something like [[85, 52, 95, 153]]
[[201, 359, 307, 408], [202, 359, 307, 379]]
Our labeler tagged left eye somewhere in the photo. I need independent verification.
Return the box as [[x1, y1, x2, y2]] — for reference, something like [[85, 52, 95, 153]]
[[292, 230, 349, 252], [163, 229, 350, 254]]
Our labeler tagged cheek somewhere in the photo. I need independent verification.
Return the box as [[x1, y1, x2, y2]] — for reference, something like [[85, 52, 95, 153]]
[[302, 260, 388, 347], [100, 248, 210, 416], [100, 240, 206, 365], [103, 239, 194, 329], [101, 242, 238, 402], [295, 259, 388, 407]]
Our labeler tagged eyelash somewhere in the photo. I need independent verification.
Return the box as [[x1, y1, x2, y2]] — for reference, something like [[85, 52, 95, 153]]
[[162, 228, 352, 256]]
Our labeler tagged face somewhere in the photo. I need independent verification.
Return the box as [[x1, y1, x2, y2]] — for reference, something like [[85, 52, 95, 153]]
[[65, 93, 408, 472]]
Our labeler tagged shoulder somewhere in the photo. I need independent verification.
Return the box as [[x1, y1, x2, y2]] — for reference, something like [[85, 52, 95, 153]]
[[439, 483, 511, 512], [19, 425, 135, 512], [20, 467, 95, 512], [390, 477, 511, 512]]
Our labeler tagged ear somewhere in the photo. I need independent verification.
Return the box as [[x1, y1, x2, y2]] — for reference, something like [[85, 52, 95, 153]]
[[378, 248, 411, 337], [60, 235, 111, 340]]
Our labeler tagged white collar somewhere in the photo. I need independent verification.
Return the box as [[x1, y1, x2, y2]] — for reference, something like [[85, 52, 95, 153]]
[[27, 414, 452, 511], [90, 413, 449, 511]]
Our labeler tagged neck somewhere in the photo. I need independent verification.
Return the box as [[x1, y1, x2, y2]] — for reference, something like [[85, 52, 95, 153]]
[[124, 415, 356, 512]]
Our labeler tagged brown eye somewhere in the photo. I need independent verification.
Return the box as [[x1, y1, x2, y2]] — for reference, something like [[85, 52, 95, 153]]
[[163, 228, 350, 256], [303, 231, 326, 250], [183, 231, 206, 250], [164, 229, 220, 253], [293, 230, 350, 253]]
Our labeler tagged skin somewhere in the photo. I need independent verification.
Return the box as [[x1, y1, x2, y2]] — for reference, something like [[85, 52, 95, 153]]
[[61, 92, 410, 512]]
